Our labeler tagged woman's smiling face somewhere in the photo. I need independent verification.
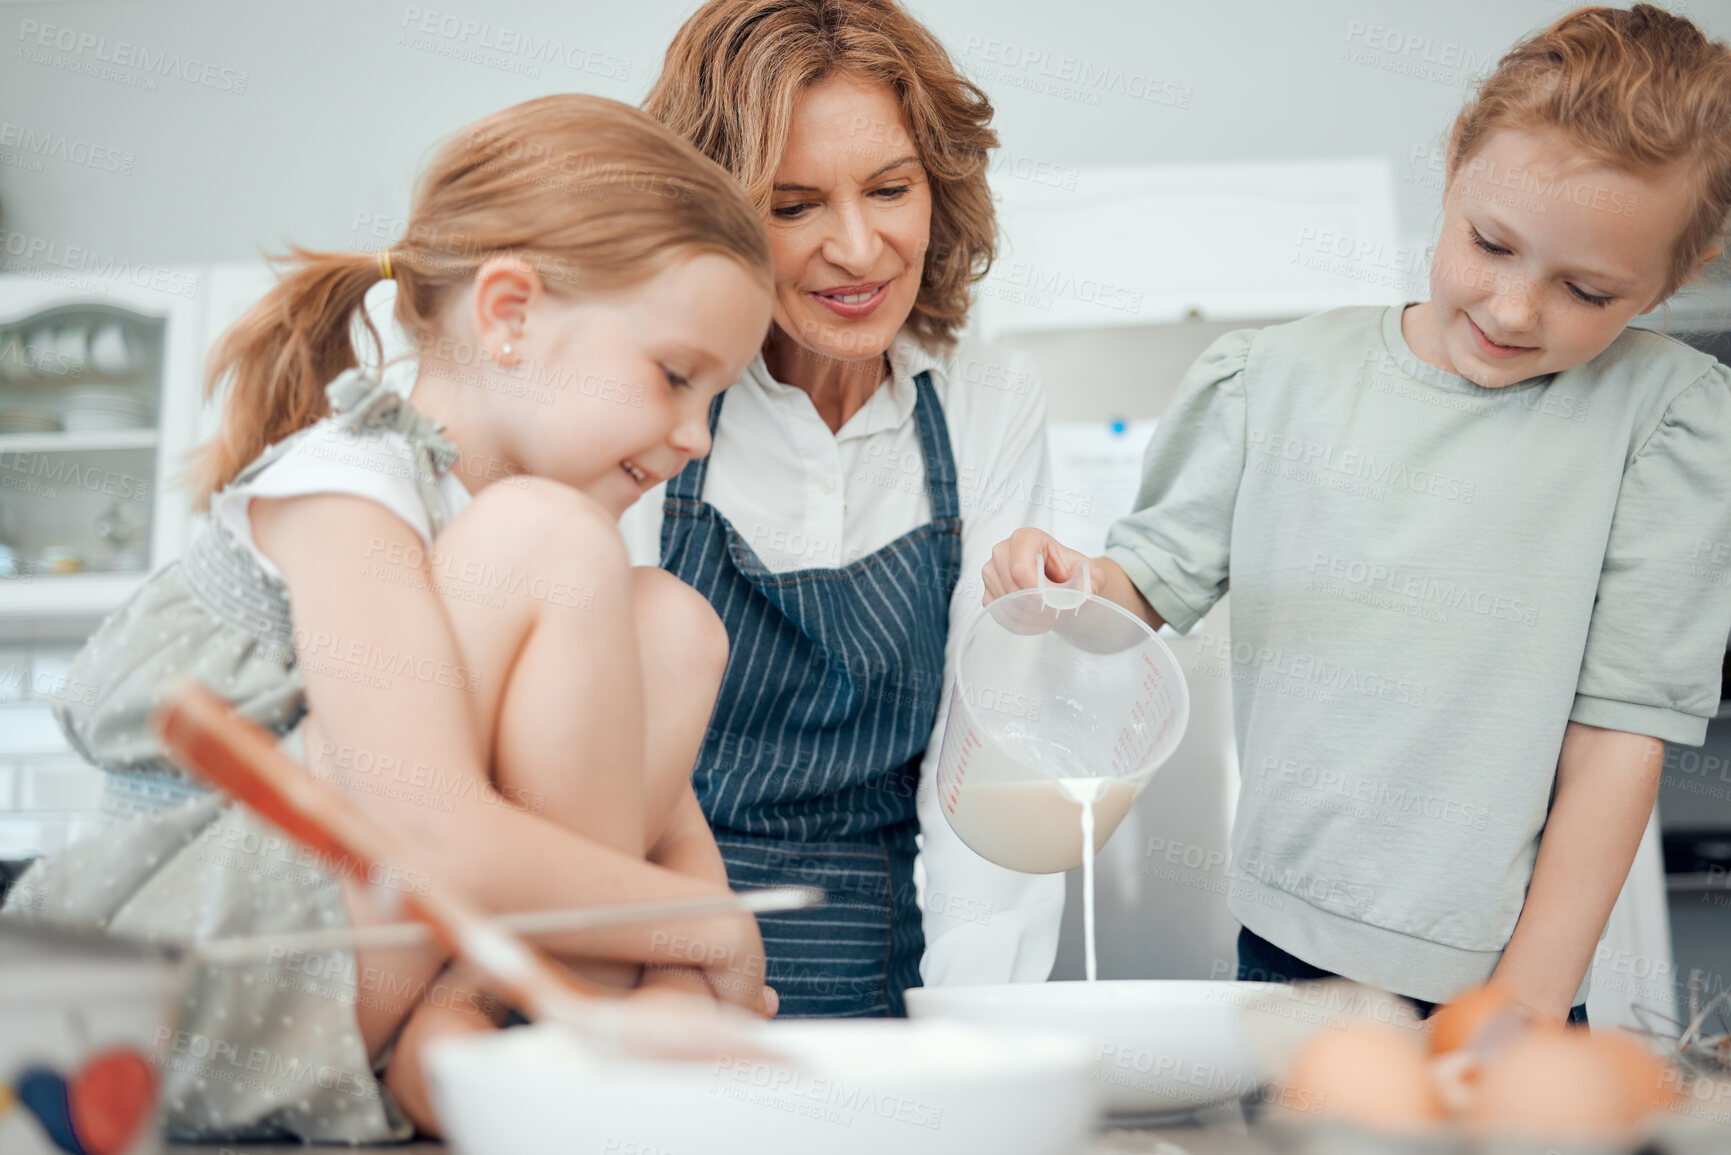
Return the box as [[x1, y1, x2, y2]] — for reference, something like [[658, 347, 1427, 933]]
[[765, 72, 932, 369]]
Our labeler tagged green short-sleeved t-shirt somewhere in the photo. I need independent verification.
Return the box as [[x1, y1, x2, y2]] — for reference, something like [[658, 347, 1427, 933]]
[[1105, 304, 1731, 1004]]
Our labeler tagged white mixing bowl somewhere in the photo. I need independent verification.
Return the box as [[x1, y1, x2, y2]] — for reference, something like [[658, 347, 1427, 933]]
[[426, 1017, 1099, 1155], [907, 980, 1287, 1118]]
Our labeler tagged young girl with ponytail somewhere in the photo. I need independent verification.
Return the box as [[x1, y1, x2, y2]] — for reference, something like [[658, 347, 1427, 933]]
[[3, 94, 775, 1140]]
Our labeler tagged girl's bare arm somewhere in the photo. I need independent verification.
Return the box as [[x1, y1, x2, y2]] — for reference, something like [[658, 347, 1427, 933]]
[[1490, 721, 1664, 1019]]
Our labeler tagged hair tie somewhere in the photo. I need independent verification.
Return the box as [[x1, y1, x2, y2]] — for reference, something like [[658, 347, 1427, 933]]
[[376, 249, 394, 280]]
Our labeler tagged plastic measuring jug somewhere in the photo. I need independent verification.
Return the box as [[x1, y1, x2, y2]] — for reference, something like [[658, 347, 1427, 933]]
[[935, 559, 1190, 875]]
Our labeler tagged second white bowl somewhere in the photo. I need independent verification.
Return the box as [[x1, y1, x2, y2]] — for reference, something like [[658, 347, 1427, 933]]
[[907, 979, 1287, 1117]]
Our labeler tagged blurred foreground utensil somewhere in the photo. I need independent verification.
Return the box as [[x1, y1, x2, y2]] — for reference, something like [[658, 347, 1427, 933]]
[[193, 886, 823, 965], [153, 679, 777, 1061]]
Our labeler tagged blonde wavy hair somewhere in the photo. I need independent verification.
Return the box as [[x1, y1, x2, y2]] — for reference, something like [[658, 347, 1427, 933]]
[[642, 0, 998, 350], [1450, 4, 1731, 296]]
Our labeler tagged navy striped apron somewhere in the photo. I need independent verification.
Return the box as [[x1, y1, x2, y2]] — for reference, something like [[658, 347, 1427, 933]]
[[660, 372, 961, 1017]]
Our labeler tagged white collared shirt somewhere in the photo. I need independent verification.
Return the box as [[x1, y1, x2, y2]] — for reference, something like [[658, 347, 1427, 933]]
[[620, 330, 1065, 986]]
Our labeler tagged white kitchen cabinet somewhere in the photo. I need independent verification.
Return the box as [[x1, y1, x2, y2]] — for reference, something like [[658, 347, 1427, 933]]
[[0, 269, 207, 642], [0, 262, 274, 856]]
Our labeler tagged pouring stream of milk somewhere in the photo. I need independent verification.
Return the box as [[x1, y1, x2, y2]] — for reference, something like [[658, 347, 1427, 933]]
[[1055, 777, 1105, 982]]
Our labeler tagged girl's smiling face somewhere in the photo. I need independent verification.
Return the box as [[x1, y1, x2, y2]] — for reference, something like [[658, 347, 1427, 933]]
[[462, 253, 771, 516], [1410, 126, 1710, 388]]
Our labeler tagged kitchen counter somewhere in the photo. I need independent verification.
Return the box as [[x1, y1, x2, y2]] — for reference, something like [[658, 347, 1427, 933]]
[[164, 1103, 1283, 1154]]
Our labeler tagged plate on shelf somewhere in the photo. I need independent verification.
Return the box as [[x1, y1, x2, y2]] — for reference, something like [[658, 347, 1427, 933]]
[[59, 386, 154, 432], [0, 407, 62, 434]]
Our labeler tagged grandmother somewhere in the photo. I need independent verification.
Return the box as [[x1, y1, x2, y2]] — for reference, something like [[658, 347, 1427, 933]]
[[627, 0, 1064, 1016]]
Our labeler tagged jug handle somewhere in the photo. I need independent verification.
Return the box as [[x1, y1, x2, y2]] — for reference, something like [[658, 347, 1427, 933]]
[[1037, 553, 1091, 612]]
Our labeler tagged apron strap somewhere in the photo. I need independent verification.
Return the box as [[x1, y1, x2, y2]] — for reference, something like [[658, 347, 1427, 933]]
[[909, 370, 960, 523]]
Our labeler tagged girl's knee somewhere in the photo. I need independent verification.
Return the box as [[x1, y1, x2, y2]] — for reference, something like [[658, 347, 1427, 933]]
[[634, 567, 728, 679], [439, 478, 630, 585]]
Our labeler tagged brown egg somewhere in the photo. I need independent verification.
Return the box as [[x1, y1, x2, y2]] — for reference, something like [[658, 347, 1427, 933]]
[[1285, 1022, 1445, 1131], [1428, 983, 1526, 1056], [1466, 1025, 1646, 1140], [1588, 1030, 1682, 1114]]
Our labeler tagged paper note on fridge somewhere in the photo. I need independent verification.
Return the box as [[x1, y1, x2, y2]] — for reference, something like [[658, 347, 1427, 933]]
[[1047, 419, 1159, 559]]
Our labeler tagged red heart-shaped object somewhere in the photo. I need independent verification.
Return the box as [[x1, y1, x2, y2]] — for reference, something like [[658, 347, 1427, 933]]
[[69, 1049, 157, 1155]]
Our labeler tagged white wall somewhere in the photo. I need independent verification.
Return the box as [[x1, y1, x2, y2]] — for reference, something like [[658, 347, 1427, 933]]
[[5, 0, 1726, 272]]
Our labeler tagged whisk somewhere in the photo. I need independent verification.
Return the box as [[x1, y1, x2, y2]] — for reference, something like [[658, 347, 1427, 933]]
[[1629, 970, 1731, 1081]]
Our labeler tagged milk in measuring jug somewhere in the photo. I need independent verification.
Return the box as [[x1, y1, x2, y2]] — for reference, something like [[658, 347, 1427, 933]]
[[942, 777, 1139, 875]]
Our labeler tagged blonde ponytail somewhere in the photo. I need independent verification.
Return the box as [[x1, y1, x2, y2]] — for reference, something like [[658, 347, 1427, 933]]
[[185, 248, 385, 509]]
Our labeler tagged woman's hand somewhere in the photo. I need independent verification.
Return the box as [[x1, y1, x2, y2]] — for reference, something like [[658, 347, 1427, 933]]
[[981, 528, 1100, 604]]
